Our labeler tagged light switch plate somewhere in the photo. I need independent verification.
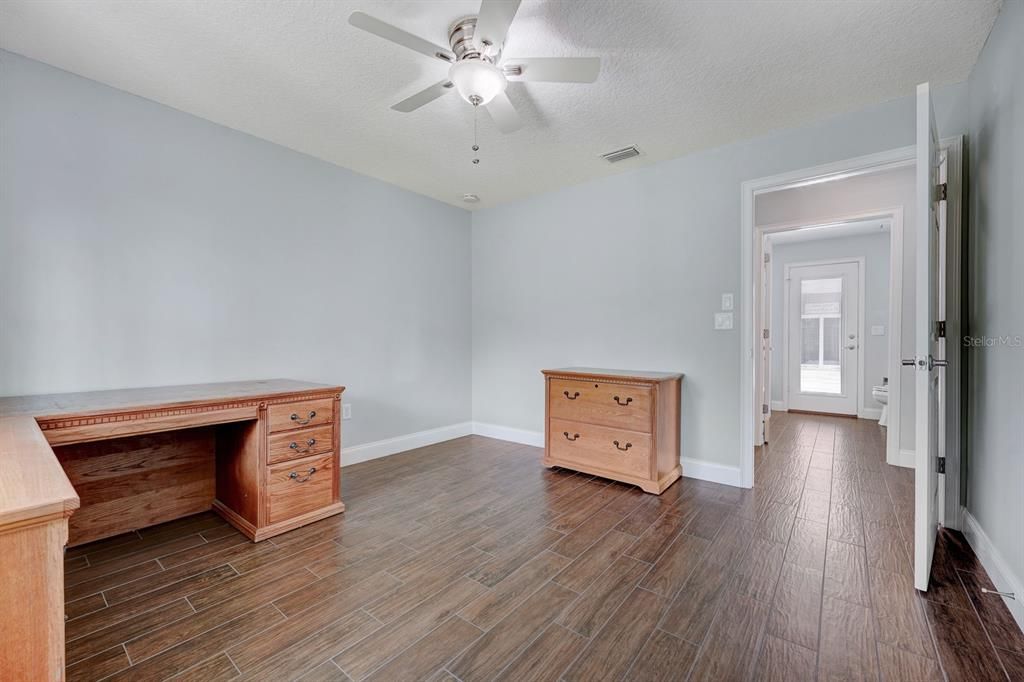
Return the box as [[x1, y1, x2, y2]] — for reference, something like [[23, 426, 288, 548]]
[[721, 293, 734, 311], [342, 404, 352, 420], [871, 325, 886, 336], [714, 312, 734, 330]]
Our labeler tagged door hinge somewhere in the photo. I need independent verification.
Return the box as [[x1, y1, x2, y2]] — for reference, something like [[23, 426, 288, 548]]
[[936, 182, 947, 201], [764, 253, 771, 263], [937, 457, 946, 474], [936, 320, 946, 338], [763, 328, 770, 340], [762, 403, 769, 415]]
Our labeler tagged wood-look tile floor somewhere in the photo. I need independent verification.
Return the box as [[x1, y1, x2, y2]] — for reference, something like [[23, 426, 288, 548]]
[[64, 412, 1024, 681]]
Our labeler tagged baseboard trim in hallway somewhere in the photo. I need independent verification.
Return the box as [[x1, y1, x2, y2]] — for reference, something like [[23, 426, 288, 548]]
[[963, 508, 1024, 632]]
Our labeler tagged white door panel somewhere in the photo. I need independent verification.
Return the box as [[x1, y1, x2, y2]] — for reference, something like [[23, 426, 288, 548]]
[[785, 261, 860, 415], [913, 82, 943, 592]]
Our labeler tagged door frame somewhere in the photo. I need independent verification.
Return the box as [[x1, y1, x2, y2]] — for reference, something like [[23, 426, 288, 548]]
[[760, 211, 902, 439], [781, 256, 866, 417], [739, 139, 964, 533]]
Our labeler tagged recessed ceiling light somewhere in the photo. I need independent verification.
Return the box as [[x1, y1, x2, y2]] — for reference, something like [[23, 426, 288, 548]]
[[462, 193, 480, 204]]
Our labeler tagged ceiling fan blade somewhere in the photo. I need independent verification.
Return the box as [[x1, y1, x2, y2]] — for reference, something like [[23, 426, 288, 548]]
[[503, 57, 600, 83], [474, 0, 521, 50], [485, 91, 522, 133], [349, 11, 454, 63], [391, 80, 455, 113]]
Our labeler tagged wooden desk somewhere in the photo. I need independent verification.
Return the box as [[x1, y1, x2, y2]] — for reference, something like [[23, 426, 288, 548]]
[[0, 379, 344, 680]]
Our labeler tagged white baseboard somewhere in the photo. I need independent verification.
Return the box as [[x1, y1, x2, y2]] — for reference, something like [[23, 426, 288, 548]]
[[962, 508, 1024, 633], [470, 422, 744, 488], [343, 422, 472, 465], [681, 458, 743, 487], [858, 407, 882, 421], [471, 422, 545, 447], [770, 400, 787, 412]]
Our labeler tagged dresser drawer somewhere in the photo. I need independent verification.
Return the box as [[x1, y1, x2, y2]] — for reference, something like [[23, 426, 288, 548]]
[[548, 419, 652, 479], [267, 424, 334, 465], [549, 378, 653, 432], [267, 398, 334, 433], [266, 453, 335, 524]]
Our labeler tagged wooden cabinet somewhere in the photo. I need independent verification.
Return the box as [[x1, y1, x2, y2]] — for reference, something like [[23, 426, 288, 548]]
[[0, 380, 345, 546], [543, 368, 683, 494]]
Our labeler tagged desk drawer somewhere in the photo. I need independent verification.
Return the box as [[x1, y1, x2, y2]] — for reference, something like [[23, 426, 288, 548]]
[[267, 453, 335, 524], [268, 398, 334, 433], [548, 419, 651, 479], [267, 424, 334, 465], [549, 379, 653, 432]]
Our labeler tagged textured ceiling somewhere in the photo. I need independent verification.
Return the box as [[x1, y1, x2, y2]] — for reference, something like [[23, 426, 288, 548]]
[[0, 0, 1001, 210]]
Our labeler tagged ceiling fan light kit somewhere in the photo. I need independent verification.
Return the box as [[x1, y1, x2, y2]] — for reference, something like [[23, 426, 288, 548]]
[[449, 59, 507, 106]]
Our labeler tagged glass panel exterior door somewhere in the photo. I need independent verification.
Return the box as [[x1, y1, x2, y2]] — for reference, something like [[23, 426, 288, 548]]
[[786, 261, 860, 415]]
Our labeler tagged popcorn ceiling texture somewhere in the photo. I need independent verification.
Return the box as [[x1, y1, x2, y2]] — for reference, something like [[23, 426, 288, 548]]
[[0, 0, 1000, 209]]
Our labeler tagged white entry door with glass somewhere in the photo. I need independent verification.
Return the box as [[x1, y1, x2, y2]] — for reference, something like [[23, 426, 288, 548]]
[[785, 260, 860, 415]]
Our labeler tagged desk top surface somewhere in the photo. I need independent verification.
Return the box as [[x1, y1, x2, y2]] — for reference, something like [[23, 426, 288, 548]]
[[0, 379, 343, 420]]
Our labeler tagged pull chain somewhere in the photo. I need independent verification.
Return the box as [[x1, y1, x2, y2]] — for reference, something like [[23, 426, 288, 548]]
[[472, 104, 480, 165]]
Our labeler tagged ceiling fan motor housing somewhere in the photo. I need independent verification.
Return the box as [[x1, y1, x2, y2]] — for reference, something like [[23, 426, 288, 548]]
[[449, 16, 489, 62]]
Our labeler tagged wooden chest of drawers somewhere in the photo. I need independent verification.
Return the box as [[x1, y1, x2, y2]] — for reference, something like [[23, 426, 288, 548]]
[[542, 368, 683, 494]]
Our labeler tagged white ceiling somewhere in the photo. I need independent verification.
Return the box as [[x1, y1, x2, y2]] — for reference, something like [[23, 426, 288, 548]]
[[0, 1, 1001, 210]]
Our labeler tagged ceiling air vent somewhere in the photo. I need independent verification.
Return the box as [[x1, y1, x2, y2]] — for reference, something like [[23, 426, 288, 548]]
[[601, 145, 641, 163]]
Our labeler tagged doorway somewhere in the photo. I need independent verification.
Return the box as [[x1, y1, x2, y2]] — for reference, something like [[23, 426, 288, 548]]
[[785, 259, 862, 415], [739, 134, 963, 545]]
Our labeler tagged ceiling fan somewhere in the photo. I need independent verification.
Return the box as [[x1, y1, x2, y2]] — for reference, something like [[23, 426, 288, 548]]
[[349, 0, 600, 134]]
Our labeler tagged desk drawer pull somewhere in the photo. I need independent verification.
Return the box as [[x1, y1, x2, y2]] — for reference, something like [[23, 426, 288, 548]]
[[290, 410, 317, 425], [563, 391, 580, 400], [613, 440, 632, 451], [613, 395, 633, 406], [289, 438, 316, 454], [288, 467, 317, 483], [563, 431, 580, 441]]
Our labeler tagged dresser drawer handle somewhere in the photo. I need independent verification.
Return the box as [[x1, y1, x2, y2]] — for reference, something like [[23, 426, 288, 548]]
[[563, 391, 580, 400], [288, 467, 317, 483], [613, 440, 632, 451], [563, 431, 580, 441], [290, 410, 317, 425], [288, 438, 316, 454], [613, 396, 633, 406]]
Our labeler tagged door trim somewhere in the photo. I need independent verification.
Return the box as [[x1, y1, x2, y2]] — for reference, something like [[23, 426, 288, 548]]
[[739, 138, 964, 527], [781, 257, 865, 417]]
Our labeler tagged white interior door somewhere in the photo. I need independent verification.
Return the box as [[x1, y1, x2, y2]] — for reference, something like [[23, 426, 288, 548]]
[[786, 260, 860, 415], [912, 82, 944, 591]]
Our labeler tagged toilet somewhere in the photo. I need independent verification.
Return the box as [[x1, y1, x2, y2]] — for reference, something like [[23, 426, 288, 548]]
[[872, 379, 889, 427]]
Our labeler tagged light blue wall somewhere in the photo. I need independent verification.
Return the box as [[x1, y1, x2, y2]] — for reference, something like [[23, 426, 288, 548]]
[[965, 0, 1024, 594], [0, 50, 473, 448], [472, 82, 968, 473]]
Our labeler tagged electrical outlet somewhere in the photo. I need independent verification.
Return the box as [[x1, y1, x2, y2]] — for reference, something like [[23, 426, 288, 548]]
[[721, 293, 734, 311], [342, 404, 352, 420], [714, 312, 734, 330]]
